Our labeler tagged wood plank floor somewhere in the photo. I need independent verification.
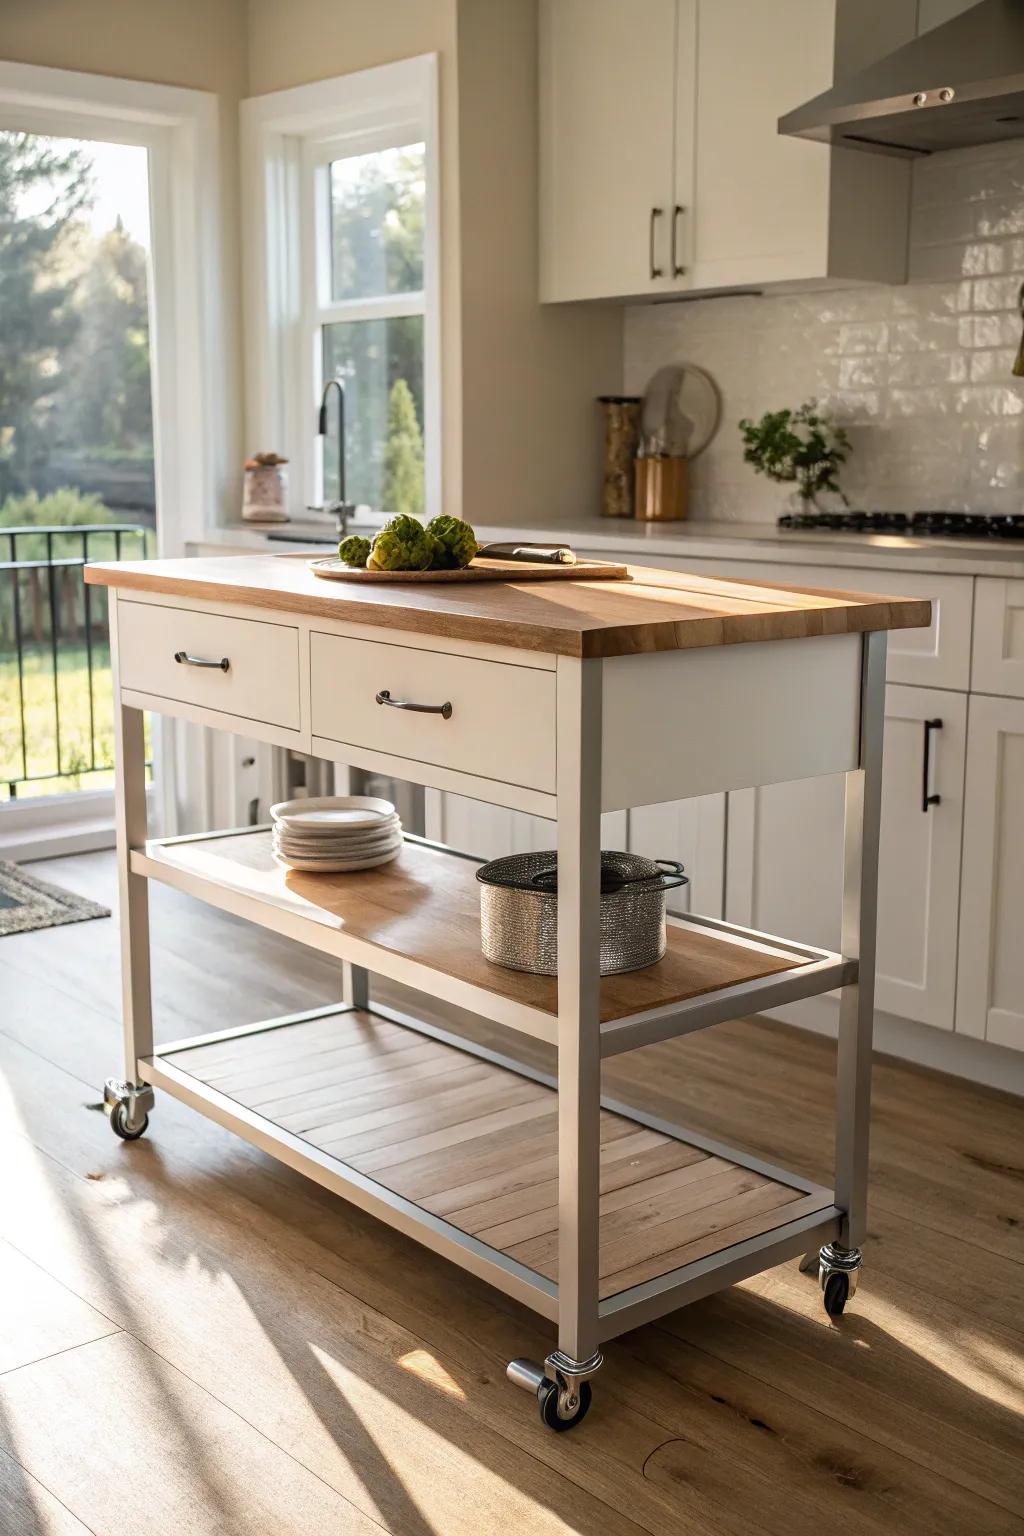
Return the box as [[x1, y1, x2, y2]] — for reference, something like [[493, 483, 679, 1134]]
[[165, 1011, 821, 1297], [0, 849, 1021, 1536]]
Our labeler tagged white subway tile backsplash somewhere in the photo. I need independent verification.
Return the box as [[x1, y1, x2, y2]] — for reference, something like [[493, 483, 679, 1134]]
[[625, 145, 1024, 521]]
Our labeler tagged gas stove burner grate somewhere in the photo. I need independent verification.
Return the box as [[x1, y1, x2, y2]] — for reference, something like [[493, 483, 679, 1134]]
[[777, 511, 1024, 541]]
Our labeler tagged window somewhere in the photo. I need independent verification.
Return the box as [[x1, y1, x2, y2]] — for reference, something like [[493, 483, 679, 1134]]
[[243, 56, 440, 523], [0, 62, 229, 840], [313, 138, 427, 516]]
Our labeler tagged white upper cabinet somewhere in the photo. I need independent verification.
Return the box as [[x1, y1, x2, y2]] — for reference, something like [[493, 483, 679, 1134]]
[[539, 0, 692, 302], [540, 0, 915, 302]]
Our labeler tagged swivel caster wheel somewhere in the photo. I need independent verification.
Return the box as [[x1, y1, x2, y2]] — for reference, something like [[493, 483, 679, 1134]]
[[507, 1349, 601, 1433], [103, 1078, 154, 1142], [818, 1241, 860, 1318], [109, 1102, 149, 1141], [538, 1377, 592, 1433], [822, 1270, 850, 1317]]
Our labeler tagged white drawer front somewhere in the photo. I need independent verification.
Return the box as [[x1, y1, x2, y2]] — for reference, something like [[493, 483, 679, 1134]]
[[972, 578, 1024, 698], [311, 633, 556, 792], [582, 551, 972, 691], [118, 600, 301, 729]]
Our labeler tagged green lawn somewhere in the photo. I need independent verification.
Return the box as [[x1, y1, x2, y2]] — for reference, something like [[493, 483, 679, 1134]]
[[0, 641, 123, 798]]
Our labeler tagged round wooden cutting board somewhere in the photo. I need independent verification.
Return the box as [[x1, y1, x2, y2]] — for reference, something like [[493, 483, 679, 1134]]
[[308, 556, 630, 583]]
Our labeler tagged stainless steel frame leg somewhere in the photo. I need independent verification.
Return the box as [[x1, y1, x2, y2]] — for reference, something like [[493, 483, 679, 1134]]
[[834, 631, 886, 1255], [342, 961, 369, 1011], [555, 656, 604, 1366], [106, 596, 155, 1136]]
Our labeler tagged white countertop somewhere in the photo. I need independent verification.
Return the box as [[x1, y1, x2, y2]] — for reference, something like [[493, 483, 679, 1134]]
[[195, 517, 1024, 580]]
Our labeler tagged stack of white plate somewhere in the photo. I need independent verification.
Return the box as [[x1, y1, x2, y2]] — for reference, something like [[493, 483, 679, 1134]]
[[270, 796, 402, 873]]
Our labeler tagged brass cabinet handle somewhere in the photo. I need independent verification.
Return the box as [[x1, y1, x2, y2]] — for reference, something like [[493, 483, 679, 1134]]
[[922, 718, 943, 812], [649, 207, 663, 279], [174, 651, 229, 672], [671, 205, 686, 276], [376, 688, 452, 720]]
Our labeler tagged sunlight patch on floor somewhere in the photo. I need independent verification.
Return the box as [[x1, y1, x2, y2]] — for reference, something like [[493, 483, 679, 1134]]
[[397, 1347, 467, 1399]]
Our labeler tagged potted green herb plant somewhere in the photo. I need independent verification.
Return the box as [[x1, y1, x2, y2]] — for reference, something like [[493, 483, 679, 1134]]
[[738, 402, 850, 513]]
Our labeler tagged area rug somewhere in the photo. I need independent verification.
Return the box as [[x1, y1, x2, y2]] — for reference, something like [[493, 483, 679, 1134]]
[[0, 861, 110, 937]]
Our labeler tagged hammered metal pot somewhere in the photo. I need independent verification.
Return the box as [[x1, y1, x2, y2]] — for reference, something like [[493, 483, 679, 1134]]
[[476, 850, 688, 977]]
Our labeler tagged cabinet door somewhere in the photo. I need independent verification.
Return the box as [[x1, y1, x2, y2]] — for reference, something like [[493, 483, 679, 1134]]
[[956, 695, 1024, 1051], [725, 685, 966, 1032], [874, 686, 966, 1030], [628, 795, 725, 918], [691, 0, 835, 289], [971, 578, 1024, 699], [582, 552, 972, 692], [539, 0, 680, 301]]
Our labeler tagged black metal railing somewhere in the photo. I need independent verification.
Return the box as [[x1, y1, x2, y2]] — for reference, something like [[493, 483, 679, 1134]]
[[1, 523, 150, 799]]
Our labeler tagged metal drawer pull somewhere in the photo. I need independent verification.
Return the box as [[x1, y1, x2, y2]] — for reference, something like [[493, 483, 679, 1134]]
[[671, 204, 686, 276], [174, 650, 229, 672], [376, 688, 452, 720], [649, 206, 663, 279], [921, 717, 942, 812]]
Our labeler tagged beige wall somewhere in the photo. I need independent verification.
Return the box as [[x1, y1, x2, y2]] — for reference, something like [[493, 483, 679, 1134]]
[[0, 0, 246, 93], [246, 0, 454, 96], [456, 0, 621, 525], [247, 0, 464, 515]]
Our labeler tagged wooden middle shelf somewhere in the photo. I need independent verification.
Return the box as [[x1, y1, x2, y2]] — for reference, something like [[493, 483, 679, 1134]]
[[156, 1008, 831, 1301], [133, 830, 809, 1040]]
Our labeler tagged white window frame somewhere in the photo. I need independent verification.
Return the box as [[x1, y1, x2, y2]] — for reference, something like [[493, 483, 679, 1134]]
[[0, 61, 237, 557], [0, 61, 235, 850], [241, 55, 441, 520]]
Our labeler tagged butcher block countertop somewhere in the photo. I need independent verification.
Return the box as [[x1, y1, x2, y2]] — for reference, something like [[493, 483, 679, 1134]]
[[85, 553, 931, 659]]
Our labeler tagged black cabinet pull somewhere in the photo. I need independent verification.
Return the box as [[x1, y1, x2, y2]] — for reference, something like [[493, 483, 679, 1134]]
[[671, 204, 686, 276], [649, 207, 663, 279], [376, 688, 452, 720], [174, 651, 229, 672], [922, 718, 943, 812]]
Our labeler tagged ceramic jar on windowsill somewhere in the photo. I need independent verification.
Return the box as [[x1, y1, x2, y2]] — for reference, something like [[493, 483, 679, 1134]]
[[242, 452, 289, 523]]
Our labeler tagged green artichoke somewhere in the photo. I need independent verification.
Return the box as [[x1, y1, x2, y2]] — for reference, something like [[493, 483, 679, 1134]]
[[338, 534, 371, 568], [366, 515, 437, 572], [426, 514, 478, 569]]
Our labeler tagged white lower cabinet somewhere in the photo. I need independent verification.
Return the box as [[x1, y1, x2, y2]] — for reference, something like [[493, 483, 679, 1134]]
[[627, 796, 726, 918], [874, 686, 966, 1030], [425, 790, 725, 919], [425, 792, 626, 862], [956, 694, 1024, 1051], [724, 685, 967, 1033]]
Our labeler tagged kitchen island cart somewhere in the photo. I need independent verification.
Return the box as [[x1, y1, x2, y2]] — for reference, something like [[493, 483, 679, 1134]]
[[85, 553, 929, 1431]]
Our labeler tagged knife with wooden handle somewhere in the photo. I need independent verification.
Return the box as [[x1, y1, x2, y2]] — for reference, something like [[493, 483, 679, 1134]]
[[475, 541, 577, 565]]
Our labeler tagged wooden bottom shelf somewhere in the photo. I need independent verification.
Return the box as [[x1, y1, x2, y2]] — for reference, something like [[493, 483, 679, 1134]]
[[158, 1008, 829, 1301]]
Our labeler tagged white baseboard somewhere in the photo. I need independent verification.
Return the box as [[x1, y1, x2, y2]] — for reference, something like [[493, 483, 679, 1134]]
[[768, 995, 1024, 1097], [0, 814, 115, 863], [0, 789, 117, 863]]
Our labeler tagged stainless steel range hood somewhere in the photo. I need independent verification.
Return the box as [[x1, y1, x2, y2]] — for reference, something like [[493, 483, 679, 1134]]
[[779, 0, 1024, 157]]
